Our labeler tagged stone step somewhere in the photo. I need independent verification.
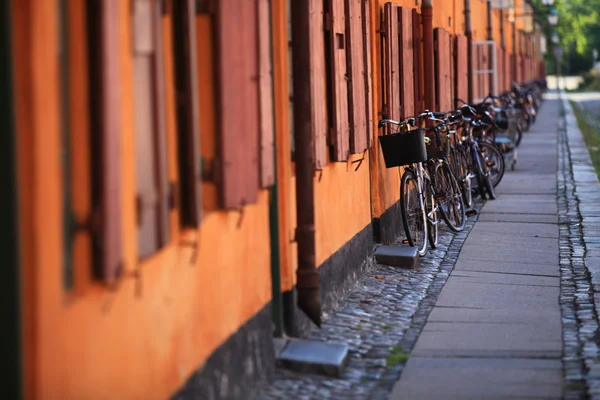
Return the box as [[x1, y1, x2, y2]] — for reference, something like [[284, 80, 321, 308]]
[[276, 338, 349, 378], [373, 244, 419, 269]]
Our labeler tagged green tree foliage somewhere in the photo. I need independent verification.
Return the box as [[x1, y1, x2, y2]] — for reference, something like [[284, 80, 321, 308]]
[[532, 0, 600, 73]]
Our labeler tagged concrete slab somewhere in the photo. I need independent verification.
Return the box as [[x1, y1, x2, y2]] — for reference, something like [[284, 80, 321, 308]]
[[454, 259, 560, 277], [427, 305, 560, 325], [467, 221, 559, 238], [412, 321, 562, 357], [448, 270, 559, 287], [478, 212, 558, 224], [457, 245, 559, 266], [391, 358, 563, 400], [373, 245, 418, 269], [435, 280, 560, 309], [278, 339, 349, 377]]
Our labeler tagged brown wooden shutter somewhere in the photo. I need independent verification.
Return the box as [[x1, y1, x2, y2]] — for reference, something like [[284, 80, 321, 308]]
[[310, 0, 328, 169], [434, 28, 451, 112], [173, 0, 201, 227], [497, 47, 504, 94], [362, 0, 373, 147], [455, 35, 468, 107], [346, 0, 367, 154], [399, 7, 414, 118], [215, 0, 260, 208], [472, 44, 480, 102], [258, 0, 275, 186], [133, 0, 170, 258], [383, 3, 400, 121], [481, 44, 489, 97], [505, 51, 511, 91], [412, 8, 423, 114], [102, 0, 122, 281], [328, 0, 350, 161]]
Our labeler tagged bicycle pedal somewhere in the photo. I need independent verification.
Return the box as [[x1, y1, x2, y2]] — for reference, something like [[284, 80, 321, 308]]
[[402, 239, 410, 244], [466, 209, 478, 217], [486, 161, 496, 167]]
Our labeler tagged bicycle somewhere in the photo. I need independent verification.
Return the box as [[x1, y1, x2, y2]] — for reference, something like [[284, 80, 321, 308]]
[[378, 117, 440, 256]]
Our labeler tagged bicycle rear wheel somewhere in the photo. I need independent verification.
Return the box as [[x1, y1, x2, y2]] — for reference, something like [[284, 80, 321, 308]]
[[425, 175, 438, 249], [434, 161, 466, 232], [400, 170, 428, 256], [479, 141, 505, 188]]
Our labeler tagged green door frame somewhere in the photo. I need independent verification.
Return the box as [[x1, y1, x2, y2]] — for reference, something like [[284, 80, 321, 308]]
[[0, 2, 22, 398]]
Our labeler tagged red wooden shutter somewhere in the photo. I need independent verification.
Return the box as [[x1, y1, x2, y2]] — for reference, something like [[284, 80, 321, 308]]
[[482, 44, 489, 97], [100, 0, 123, 282], [383, 3, 400, 121], [310, 0, 328, 168], [215, 0, 260, 208], [346, 0, 367, 154], [412, 8, 423, 114], [434, 28, 451, 112], [362, 0, 373, 147], [399, 7, 414, 118], [455, 36, 468, 107], [173, 0, 201, 226], [505, 51, 511, 91], [258, 0, 275, 187], [328, 0, 350, 161], [133, 0, 170, 258], [472, 44, 480, 102]]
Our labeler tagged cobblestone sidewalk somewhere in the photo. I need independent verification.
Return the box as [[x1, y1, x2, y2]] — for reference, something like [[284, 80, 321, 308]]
[[253, 211, 481, 400]]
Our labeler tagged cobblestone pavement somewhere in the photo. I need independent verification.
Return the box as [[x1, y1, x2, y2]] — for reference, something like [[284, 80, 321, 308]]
[[560, 93, 600, 399], [253, 216, 481, 400], [253, 91, 600, 400]]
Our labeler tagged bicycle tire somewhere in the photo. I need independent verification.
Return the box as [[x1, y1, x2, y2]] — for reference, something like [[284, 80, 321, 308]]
[[434, 161, 466, 232], [476, 150, 497, 200], [400, 170, 428, 256], [425, 175, 438, 249], [479, 141, 505, 188], [453, 146, 473, 208]]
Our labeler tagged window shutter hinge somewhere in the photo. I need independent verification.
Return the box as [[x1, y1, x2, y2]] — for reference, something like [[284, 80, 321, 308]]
[[196, 0, 214, 14], [324, 12, 333, 31], [201, 157, 218, 182], [168, 182, 177, 210], [135, 194, 143, 227]]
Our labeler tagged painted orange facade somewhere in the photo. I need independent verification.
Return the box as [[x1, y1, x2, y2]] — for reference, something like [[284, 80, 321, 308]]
[[9, 0, 545, 399]]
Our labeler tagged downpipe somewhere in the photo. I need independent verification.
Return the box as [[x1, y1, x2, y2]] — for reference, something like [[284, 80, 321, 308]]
[[422, 0, 434, 111], [290, 0, 321, 327], [464, 0, 473, 104]]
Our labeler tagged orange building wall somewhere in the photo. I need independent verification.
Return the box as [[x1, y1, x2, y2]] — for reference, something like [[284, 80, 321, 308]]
[[14, 1, 273, 399]]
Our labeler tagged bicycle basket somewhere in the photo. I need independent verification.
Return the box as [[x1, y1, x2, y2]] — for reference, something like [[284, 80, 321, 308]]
[[425, 131, 450, 160], [378, 128, 428, 168]]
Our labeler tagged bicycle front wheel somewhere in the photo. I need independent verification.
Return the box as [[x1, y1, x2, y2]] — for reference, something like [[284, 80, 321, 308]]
[[400, 170, 428, 256], [434, 161, 467, 232]]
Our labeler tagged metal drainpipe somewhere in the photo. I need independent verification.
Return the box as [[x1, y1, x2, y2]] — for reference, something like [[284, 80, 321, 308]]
[[422, 0, 434, 111], [290, 0, 321, 327], [486, 0, 494, 94], [512, 21, 517, 83], [500, 8, 505, 91], [464, 0, 473, 104]]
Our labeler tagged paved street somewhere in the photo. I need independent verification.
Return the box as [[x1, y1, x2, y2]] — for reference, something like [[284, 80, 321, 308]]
[[255, 91, 600, 399], [391, 96, 564, 399]]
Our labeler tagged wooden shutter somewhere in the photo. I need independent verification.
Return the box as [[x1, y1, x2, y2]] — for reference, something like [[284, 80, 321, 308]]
[[383, 3, 400, 121], [133, 0, 169, 258], [346, 0, 367, 154], [328, 0, 349, 161], [215, 0, 259, 208], [481, 44, 489, 98], [434, 28, 451, 112], [173, 0, 201, 227], [399, 7, 414, 118], [310, 0, 328, 168], [504, 51, 511, 91], [412, 8, 423, 114], [258, 0, 275, 186], [362, 0, 373, 147], [472, 44, 480, 102], [102, 0, 122, 280], [455, 35, 468, 107]]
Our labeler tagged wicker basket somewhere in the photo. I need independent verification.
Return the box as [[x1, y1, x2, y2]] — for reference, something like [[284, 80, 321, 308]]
[[378, 128, 428, 168], [425, 130, 450, 160]]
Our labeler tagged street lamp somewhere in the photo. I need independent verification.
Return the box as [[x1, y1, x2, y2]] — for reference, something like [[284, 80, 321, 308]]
[[548, 8, 558, 26], [542, 0, 555, 5], [551, 32, 559, 44]]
